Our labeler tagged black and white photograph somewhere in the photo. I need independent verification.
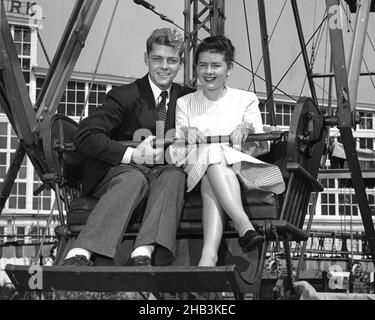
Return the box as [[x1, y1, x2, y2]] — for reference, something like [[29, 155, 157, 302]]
[[0, 0, 375, 310]]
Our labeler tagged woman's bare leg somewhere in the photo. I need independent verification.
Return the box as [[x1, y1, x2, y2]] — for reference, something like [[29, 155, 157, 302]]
[[206, 164, 254, 236], [198, 175, 226, 267]]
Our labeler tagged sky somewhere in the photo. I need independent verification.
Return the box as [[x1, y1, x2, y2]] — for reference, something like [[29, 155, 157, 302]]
[[33, 0, 375, 104]]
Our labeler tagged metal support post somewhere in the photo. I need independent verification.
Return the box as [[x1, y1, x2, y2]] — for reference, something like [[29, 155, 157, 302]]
[[291, 0, 318, 104], [35, 0, 102, 123], [183, 0, 192, 87], [183, 0, 225, 87], [0, 0, 37, 144], [347, 0, 371, 111], [257, 0, 276, 126], [326, 0, 375, 266]]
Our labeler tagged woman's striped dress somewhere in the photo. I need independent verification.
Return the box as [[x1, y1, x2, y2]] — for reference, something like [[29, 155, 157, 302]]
[[169, 87, 285, 194]]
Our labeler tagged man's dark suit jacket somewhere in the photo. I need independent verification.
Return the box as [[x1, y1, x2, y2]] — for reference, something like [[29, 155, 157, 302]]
[[74, 74, 193, 195]]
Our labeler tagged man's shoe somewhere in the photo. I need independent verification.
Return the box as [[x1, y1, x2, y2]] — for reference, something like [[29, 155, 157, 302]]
[[61, 255, 94, 266], [238, 230, 264, 252], [123, 255, 152, 266]]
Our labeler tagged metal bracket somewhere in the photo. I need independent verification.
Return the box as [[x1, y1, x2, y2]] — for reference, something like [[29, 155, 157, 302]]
[[74, 28, 86, 48]]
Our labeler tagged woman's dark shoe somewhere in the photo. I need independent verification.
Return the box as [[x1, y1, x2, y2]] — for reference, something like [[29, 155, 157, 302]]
[[238, 230, 264, 252]]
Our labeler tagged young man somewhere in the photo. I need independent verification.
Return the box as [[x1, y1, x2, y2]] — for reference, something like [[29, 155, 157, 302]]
[[62, 28, 192, 267]]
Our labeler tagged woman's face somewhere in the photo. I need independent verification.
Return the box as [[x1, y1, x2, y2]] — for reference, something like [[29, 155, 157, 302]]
[[196, 51, 231, 94]]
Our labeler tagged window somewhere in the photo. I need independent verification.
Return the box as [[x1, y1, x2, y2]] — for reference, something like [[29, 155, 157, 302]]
[[38, 226, 47, 236], [13, 26, 32, 85], [359, 138, 374, 150], [275, 103, 295, 126], [358, 138, 375, 169], [368, 194, 375, 216], [0, 123, 28, 210], [88, 83, 107, 116], [338, 193, 358, 216], [16, 226, 25, 239], [0, 226, 4, 244], [33, 172, 52, 211], [258, 100, 270, 125], [359, 111, 373, 130], [8, 130, 27, 210], [0, 122, 8, 178], [1, 25, 32, 114], [36, 77, 44, 102], [360, 159, 375, 169], [321, 178, 335, 188], [321, 105, 336, 116], [58, 81, 86, 117], [259, 101, 295, 126], [258, 100, 296, 126], [321, 193, 336, 216], [36, 78, 108, 118], [338, 178, 351, 189], [8, 181, 27, 209], [15, 226, 25, 257], [28, 224, 44, 236]]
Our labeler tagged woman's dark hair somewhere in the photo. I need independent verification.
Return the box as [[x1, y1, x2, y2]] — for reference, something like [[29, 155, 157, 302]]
[[194, 35, 235, 66]]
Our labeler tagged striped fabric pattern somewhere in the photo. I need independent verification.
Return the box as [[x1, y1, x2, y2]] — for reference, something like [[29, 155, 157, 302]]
[[169, 87, 285, 193]]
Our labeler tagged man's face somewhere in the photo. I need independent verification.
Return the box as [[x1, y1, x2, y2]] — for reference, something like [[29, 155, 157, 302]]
[[144, 43, 182, 90]]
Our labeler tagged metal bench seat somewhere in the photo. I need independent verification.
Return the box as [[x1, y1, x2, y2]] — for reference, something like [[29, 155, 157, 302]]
[[66, 189, 280, 226]]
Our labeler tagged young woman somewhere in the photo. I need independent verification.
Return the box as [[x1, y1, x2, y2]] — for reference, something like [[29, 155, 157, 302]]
[[170, 35, 285, 267]]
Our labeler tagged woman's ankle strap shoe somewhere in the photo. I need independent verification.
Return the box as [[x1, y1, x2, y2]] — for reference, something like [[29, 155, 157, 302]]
[[238, 230, 264, 252]]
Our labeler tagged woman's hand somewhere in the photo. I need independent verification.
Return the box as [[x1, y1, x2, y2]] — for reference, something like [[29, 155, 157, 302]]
[[263, 125, 280, 133], [230, 125, 254, 146], [181, 126, 206, 145]]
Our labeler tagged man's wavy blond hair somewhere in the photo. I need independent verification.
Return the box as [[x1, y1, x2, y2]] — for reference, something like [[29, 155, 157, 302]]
[[146, 28, 184, 58]]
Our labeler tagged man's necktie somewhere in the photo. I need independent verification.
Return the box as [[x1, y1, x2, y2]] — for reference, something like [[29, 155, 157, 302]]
[[156, 90, 168, 138]]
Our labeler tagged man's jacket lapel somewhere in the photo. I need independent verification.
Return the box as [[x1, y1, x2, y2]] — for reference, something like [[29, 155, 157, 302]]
[[134, 75, 157, 131]]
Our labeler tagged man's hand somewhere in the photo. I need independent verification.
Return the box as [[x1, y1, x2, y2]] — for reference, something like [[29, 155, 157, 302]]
[[131, 136, 164, 165], [182, 127, 206, 145]]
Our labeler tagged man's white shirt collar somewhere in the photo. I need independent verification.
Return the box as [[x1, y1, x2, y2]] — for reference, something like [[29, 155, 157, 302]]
[[148, 76, 171, 109]]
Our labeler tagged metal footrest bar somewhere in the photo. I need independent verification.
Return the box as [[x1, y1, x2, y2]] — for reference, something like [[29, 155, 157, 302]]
[[5, 264, 260, 294]]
